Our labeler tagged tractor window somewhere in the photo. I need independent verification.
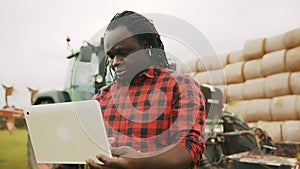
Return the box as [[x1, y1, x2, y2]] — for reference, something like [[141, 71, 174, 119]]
[[70, 52, 99, 101]]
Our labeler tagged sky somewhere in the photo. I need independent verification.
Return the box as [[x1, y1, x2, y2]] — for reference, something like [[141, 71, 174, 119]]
[[1, 0, 300, 108]]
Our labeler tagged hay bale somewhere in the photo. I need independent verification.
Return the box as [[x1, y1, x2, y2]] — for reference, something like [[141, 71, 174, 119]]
[[257, 121, 283, 142], [180, 59, 199, 73], [290, 72, 300, 94], [245, 99, 272, 122], [200, 54, 228, 71], [247, 122, 257, 128], [284, 28, 300, 49], [264, 72, 291, 98], [286, 46, 300, 72], [224, 62, 245, 84], [194, 71, 209, 85], [219, 53, 229, 68], [282, 121, 300, 142], [271, 95, 298, 121], [243, 78, 265, 100], [224, 83, 244, 103], [261, 50, 286, 76], [243, 38, 265, 61], [194, 70, 225, 85], [228, 50, 244, 64], [296, 96, 300, 120], [243, 59, 262, 80], [264, 34, 285, 53], [207, 69, 225, 85], [224, 100, 248, 121]]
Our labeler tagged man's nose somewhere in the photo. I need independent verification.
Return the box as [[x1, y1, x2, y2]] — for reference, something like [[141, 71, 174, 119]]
[[112, 56, 124, 68]]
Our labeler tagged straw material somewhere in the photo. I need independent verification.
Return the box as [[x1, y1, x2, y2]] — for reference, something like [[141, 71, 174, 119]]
[[261, 50, 286, 76], [282, 120, 300, 142], [264, 34, 285, 53], [224, 83, 244, 103], [243, 78, 265, 100], [264, 72, 291, 98], [243, 38, 265, 61], [290, 72, 300, 94], [243, 59, 262, 80], [284, 28, 300, 49], [271, 95, 298, 121], [286, 46, 300, 72], [245, 99, 272, 122], [224, 61, 245, 84], [228, 50, 244, 64]]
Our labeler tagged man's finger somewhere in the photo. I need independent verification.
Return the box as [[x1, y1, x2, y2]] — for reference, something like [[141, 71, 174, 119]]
[[86, 158, 103, 169], [111, 146, 128, 156], [96, 154, 126, 168], [108, 137, 115, 145]]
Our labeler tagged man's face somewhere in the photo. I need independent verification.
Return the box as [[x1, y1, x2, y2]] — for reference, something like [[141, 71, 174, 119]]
[[104, 25, 152, 83]]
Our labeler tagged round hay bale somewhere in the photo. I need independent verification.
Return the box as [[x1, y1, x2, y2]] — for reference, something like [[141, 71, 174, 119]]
[[194, 71, 209, 85], [243, 78, 265, 100], [282, 120, 300, 142], [264, 34, 285, 53], [200, 54, 228, 71], [243, 38, 266, 61], [271, 95, 298, 121], [224, 100, 249, 121], [219, 53, 229, 68], [207, 69, 225, 85], [228, 50, 244, 64], [290, 72, 300, 94], [245, 99, 272, 122], [264, 72, 291, 98], [243, 59, 262, 80], [180, 59, 199, 73], [286, 46, 300, 72], [247, 122, 257, 128], [224, 61, 245, 84], [284, 28, 300, 49], [257, 121, 283, 142], [261, 50, 286, 76], [224, 83, 244, 103], [296, 96, 300, 120]]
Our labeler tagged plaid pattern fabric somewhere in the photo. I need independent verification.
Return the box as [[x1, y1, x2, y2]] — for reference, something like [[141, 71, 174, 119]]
[[95, 67, 206, 169]]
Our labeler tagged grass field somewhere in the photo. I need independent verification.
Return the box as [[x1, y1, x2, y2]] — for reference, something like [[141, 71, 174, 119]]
[[0, 129, 30, 169]]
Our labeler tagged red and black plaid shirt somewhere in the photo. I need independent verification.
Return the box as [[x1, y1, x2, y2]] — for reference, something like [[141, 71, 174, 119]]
[[95, 67, 206, 169]]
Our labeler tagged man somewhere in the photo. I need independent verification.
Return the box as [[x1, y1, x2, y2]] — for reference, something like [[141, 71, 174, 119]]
[[86, 11, 206, 169]]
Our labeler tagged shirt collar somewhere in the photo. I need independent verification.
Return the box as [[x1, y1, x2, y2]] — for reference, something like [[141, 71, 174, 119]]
[[138, 66, 156, 79]]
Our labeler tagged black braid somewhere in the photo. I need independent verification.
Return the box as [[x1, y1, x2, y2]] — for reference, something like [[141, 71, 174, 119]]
[[106, 11, 169, 69]]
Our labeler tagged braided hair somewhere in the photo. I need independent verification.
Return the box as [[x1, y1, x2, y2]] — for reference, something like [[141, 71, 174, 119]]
[[106, 11, 169, 69]]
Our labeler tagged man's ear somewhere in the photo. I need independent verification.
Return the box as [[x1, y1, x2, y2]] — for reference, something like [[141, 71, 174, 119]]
[[141, 41, 150, 49]]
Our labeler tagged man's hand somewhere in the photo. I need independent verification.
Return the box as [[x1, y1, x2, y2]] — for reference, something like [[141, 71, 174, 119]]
[[86, 154, 130, 169], [86, 143, 142, 169]]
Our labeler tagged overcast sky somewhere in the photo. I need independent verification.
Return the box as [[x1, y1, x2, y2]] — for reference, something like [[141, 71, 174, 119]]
[[1, 0, 300, 108]]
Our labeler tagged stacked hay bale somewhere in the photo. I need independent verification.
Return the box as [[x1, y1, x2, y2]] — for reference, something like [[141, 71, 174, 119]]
[[179, 28, 300, 143], [225, 28, 300, 143]]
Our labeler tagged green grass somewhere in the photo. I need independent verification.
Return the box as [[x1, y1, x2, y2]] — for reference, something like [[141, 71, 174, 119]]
[[0, 129, 29, 169]]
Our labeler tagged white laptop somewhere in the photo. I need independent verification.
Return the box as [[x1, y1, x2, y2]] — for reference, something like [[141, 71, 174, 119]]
[[24, 100, 112, 164]]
